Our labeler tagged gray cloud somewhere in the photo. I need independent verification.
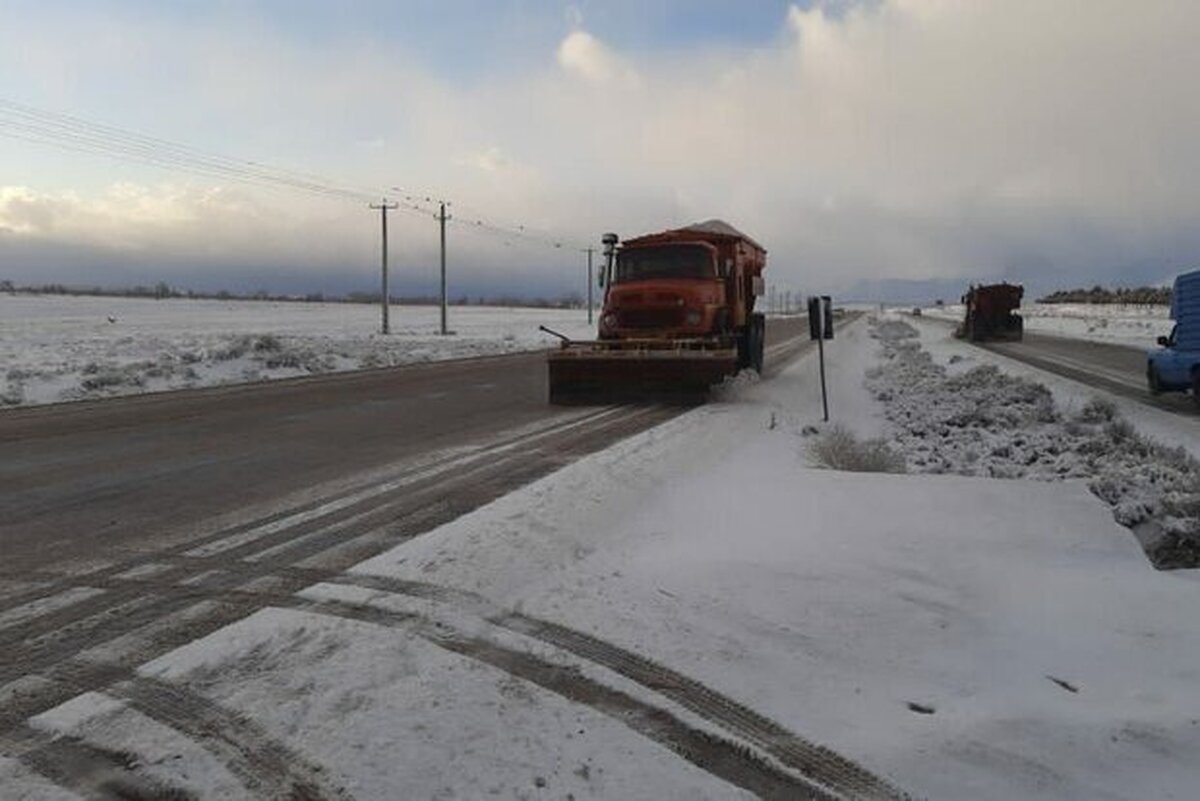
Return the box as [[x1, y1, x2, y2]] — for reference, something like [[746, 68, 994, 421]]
[[2, 1, 1199, 299]]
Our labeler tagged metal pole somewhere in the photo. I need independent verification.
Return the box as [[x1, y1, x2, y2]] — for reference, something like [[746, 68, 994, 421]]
[[818, 334, 829, 422], [439, 201, 448, 335], [585, 248, 594, 325], [369, 199, 398, 334]]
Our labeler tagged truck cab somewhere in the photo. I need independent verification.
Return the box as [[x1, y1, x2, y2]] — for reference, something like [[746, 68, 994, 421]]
[[596, 220, 767, 371], [599, 241, 726, 340], [1147, 269, 1200, 403]]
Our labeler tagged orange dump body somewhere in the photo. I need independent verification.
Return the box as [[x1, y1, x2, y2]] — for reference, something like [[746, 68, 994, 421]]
[[957, 283, 1024, 342]]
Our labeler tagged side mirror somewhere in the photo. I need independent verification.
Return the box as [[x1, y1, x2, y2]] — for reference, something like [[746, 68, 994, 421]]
[[1157, 335, 1170, 347]]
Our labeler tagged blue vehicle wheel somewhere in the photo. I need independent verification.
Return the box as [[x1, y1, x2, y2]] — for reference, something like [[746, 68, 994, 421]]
[[1192, 368, 1200, 406], [1147, 364, 1163, 395]]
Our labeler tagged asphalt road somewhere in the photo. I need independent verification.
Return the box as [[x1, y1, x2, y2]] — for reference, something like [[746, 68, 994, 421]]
[[0, 314, 813, 579], [982, 333, 1198, 416]]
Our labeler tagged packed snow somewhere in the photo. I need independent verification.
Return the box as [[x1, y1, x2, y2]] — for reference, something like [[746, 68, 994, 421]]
[[0, 293, 596, 406], [12, 315, 1200, 800], [919, 302, 1173, 349]]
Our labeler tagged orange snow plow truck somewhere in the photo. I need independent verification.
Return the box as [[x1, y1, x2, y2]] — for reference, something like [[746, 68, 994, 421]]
[[955, 282, 1024, 342], [545, 220, 766, 403]]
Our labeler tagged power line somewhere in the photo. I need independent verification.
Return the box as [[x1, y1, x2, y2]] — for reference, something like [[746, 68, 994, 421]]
[[0, 98, 388, 204], [0, 97, 587, 255]]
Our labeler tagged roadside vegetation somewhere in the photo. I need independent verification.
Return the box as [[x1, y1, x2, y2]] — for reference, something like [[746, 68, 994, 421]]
[[0, 279, 586, 309], [1038, 285, 1171, 305], [807, 425, 907, 474]]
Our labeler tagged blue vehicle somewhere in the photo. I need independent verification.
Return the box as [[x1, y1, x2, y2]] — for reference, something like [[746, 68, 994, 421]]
[[1147, 269, 1200, 404]]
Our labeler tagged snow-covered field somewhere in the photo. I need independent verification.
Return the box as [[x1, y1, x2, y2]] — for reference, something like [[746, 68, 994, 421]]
[[920, 302, 1173, 349], [0, 294, 596, 406], [0, 293, 1174, 409], [13, 315, 1200, 800]]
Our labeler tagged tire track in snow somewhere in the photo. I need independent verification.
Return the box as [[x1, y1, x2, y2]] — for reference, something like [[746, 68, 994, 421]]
[[0, 404, 681, 799], [0, 405, 657, 682], [4, 658, 350, 801], [3, 723, 199, 801], [108, 674, 351, 801], [323, 573, 907, 801], [294, 596, 841, 801]]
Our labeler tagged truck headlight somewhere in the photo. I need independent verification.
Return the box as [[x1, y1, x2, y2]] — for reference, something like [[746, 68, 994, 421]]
[[684, 310, 702, 326]]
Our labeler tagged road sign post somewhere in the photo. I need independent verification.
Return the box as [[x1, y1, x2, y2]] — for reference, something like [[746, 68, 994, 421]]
[[808, 295, 834, 422]]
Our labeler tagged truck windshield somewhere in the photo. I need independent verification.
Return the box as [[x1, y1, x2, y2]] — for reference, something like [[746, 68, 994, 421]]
[[614, 245, 714, 283]]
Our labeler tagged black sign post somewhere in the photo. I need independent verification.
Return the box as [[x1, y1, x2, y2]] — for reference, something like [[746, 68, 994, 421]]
[[807, 295, 834, 421]]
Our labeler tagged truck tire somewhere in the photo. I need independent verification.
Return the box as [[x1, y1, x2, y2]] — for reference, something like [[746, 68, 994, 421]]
[[751, 313, 765, 373]]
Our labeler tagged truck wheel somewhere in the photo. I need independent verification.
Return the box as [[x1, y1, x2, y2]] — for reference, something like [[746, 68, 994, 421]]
[[1148, 365, 1163, 395], [751, 314, 765, 373]]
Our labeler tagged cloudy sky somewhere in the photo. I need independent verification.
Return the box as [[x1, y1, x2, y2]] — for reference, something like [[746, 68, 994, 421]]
[[2, 0, 1198, 300]]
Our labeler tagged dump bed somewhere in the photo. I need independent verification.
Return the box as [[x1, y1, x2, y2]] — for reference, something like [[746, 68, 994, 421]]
[[622, 220, 766, 281]]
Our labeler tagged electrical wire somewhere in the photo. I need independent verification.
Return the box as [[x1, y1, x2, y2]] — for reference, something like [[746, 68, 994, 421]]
[[0, 97, 585, 251]]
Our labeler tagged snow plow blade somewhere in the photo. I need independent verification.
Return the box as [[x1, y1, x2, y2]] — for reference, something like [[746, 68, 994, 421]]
[[547, 340, 738, 404]]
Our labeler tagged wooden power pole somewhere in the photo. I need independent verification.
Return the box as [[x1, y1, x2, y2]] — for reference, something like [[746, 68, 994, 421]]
[[369, 199, 399, 334], [438, 201, 450, 335], [583, 248, 594, 325]]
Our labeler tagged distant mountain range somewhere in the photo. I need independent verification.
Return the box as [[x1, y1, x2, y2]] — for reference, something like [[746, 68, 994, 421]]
[[839, 278, 971, 306]]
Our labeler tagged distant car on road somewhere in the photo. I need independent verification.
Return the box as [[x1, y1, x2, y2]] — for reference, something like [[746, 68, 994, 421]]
[[911, 307, 922, 317], [1147, 269, 1200, 403]]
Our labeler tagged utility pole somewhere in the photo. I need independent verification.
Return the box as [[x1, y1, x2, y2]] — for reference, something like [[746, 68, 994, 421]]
[[369, 199, 398, 334], [583, 248, 594, 325], [438, 201, 450, 335]]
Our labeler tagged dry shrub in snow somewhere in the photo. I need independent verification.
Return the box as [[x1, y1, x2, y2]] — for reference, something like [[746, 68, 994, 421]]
[[872, 319, 920, 342], [808, 425, 907, 474], [867, 318, 1200, 568]]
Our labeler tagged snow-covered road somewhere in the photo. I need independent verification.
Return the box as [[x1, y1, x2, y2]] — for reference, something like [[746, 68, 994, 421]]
[[6, 314, 1199, 800]]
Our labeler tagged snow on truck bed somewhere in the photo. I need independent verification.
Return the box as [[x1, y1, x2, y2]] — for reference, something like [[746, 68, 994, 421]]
[[12, 317, 1200, 800]]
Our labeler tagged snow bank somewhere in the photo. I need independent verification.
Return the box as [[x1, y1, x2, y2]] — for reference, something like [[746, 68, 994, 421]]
[[866, 318, 1200, 567], [0, 294, 595, 406]]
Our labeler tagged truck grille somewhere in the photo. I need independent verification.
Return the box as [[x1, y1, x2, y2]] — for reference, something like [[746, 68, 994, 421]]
[[617, 308, 685, 329]]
